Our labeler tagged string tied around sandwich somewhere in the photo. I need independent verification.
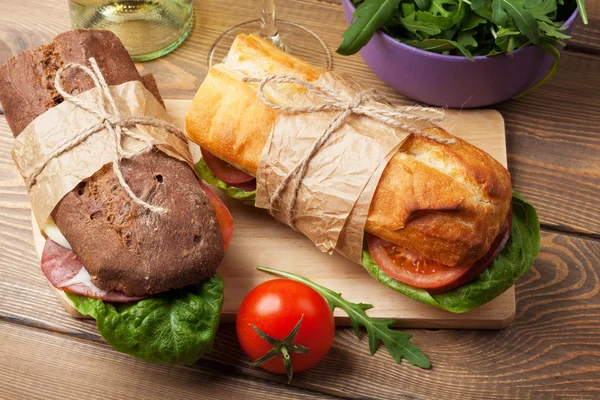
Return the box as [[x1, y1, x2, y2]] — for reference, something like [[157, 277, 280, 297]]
[[243, 74, 453, 229], [25, 57, 187, 215]]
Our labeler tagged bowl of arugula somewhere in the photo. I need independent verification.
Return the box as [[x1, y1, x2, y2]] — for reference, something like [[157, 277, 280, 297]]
[[338, 0, 587, 108]]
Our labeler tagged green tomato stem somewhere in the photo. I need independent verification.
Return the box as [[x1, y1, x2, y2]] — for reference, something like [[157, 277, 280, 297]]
[[248, 314, 308, 384]]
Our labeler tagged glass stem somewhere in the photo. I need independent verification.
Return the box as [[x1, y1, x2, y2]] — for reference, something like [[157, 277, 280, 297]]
[[259, 0, 278, 38]]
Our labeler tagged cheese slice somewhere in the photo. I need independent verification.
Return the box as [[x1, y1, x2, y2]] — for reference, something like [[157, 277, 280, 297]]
[[43, 217, 72, 249]]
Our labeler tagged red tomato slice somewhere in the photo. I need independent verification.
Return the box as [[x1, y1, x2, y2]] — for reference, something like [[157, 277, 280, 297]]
[[367, 211, 512, 293], [200, 181, 234, 251], [368, 236, 472, 290], [201, 147, 255, 185]]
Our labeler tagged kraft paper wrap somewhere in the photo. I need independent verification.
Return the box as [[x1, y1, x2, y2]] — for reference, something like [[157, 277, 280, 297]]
[[255, 72, 414, 264], [12, 80, 194, 229]]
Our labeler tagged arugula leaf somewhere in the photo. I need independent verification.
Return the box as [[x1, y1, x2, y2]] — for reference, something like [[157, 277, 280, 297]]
[[195, 158, 256, 205], [576, 0, 588, 24], [538, 21, 571, 39], [457, 30, 479, 48], [495, 29, 528, 54], [461, 12, 488, 30], [532, 0, 558, 18], [416, 0, 466, 30], [67, 275, 224, 364], [402, 3, 416, 16], [256, 266, 431, 368], [494, 0, 540, 44], [415, 0, 432, 10], [404, 38, 474, 59], [491, 0, 510, 26], [400, 13, 442, 37], [337, 0, 401, 55], [470, 0, 494, 20], [414, 11, 454, 30], [428, 0, 459, 17], [361, 191, 540, 313]]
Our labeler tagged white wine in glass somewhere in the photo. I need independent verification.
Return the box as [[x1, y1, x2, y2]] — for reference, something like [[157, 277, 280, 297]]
[[208, 0, 332, 68], [69, 0, 194, 62]]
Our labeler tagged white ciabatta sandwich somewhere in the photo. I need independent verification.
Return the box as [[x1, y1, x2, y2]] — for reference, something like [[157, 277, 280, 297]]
[[185, 34, 540, 313]]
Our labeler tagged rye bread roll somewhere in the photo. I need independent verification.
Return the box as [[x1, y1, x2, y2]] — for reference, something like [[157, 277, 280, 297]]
[[0, 30, 224, 296], [186, 34, 512, 267]]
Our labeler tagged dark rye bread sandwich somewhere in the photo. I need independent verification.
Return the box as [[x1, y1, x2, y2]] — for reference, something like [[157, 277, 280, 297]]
[[187, 34, 541, 313], [0, 30, 233, 364]]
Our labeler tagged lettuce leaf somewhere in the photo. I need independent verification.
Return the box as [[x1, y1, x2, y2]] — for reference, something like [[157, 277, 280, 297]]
[[195, 159, 256, 205], [361, 191, 540, 313], [66, 274, 224, 364]]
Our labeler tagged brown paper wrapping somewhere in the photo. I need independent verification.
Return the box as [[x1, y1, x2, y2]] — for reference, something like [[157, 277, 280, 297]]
[[12, 80, 194, 229], [255, 72, 414, 263]]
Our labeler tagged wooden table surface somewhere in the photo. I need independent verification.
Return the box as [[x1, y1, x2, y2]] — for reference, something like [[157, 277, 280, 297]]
[[1, 0, 599, 399]]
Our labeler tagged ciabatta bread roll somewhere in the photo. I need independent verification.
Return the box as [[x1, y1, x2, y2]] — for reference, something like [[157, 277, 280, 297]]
[[186, 34, 512, 268]]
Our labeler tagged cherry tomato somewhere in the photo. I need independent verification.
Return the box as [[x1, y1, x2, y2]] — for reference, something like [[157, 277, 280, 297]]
[[236, 279, 335, 379]]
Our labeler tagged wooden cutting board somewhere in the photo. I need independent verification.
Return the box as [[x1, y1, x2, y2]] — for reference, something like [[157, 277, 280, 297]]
[[32, 99, 514, 329]]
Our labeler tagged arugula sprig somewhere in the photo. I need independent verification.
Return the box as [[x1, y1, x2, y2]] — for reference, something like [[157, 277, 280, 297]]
[[338, 0, 587, 60], [257, 266, 431, 369]]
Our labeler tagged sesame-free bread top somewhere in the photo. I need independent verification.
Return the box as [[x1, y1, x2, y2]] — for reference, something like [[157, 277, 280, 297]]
[[186, 34, 512, 267], [0, 30, 224, 296]]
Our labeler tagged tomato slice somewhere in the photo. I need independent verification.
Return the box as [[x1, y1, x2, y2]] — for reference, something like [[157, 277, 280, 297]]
[[201, 147, 255, 185], [367, 211, 512, 293], [200, 181, 234, 251], [368, 236, 472, 290]]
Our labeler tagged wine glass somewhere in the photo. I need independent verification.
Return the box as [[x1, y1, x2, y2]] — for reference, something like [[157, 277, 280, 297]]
[[208, 0, 332, 69]]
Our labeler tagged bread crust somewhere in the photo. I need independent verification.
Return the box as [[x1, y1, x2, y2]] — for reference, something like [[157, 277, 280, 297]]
[[186, 34, 512, 267]]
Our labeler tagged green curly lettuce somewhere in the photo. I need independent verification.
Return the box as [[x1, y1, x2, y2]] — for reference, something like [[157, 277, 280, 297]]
[[362, 191, 540, 313], [66, 274, 224, 364], [195, 159, 256, 205]]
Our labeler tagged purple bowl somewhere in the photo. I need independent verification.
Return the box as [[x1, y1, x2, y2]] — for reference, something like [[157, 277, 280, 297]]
[[341, 0, 580, 108]]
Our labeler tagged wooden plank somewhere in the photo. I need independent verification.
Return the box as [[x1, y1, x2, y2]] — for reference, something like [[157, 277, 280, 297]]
[[2, 232, 599, 399], [0, 322, 339, 400]]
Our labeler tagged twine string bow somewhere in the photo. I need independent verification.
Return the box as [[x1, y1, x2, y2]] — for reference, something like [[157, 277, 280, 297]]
[[244, 74, 454, 228], [27, 57, 187, 214]]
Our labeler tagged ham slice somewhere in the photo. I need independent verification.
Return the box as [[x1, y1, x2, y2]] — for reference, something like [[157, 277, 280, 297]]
[[41, 239, 147, 302]]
